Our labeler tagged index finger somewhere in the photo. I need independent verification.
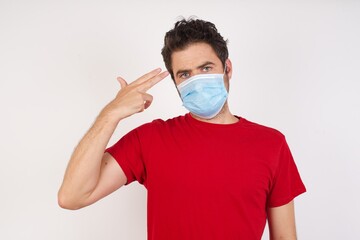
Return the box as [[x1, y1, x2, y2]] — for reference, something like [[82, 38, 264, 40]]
[[141, 71, 169, 91], [133, 68, 162, 85]]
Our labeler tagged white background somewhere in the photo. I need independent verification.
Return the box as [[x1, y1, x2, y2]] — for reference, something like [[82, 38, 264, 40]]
[[1, 0, 359, 239]]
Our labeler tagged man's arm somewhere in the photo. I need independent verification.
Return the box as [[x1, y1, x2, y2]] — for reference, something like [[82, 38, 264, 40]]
[[57, 68, 169, 210], [267, 200, 297, 240]]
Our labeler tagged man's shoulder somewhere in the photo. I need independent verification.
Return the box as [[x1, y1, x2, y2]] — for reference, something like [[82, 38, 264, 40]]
[[134, 115, 186, 132], [152, 114, 186, 125], [240, 117, 286, 141]]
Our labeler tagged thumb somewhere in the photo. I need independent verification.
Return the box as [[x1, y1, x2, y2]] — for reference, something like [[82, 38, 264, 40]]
[[117, 77, 128, 89]]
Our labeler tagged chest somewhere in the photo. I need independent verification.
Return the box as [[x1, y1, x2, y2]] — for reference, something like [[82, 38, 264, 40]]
[[143, 132, 277, 202]]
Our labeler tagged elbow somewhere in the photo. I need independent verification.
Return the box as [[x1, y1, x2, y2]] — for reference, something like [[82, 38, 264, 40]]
[[57, 189, 84, 210]]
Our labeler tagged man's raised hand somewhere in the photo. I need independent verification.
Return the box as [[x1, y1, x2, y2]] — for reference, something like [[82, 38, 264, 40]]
[[102, 68, 169, 123]]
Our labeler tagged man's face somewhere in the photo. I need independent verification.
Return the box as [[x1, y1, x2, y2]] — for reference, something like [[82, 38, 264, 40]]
[[171, 42, 230, 87]]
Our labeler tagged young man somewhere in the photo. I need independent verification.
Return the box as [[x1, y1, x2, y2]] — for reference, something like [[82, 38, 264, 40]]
[[58, 18, 306, 240]]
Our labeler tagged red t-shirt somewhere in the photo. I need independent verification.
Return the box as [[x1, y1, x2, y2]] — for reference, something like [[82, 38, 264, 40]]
[[106, 114, 306, 240]]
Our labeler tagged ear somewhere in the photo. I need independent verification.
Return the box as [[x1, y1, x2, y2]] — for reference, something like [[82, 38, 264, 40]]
[[225, 59, 233, 80]]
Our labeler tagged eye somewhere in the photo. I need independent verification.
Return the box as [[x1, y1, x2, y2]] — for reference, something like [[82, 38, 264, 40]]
[[179, 72, 190, 79], [202, 66, 212, 72]]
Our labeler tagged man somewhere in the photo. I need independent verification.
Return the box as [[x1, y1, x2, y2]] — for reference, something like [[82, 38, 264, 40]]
[[58, 18, 306, 240]]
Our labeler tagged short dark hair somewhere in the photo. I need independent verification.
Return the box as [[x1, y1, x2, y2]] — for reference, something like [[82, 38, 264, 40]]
[[161, 18, 228, 80]]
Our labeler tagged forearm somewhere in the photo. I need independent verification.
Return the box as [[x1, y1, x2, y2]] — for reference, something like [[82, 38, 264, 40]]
[[58, 108, 119, 208], [58, 68, 168, 209]]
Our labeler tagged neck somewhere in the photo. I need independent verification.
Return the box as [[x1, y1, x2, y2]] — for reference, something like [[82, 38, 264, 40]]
[[190, 103, 239, 124]]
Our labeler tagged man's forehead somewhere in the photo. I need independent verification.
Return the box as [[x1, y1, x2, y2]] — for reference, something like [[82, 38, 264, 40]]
[[171, 42, 220, 70]]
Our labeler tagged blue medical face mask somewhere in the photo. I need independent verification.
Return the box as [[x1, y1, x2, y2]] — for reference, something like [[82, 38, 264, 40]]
[[176, 69, 228, 119]]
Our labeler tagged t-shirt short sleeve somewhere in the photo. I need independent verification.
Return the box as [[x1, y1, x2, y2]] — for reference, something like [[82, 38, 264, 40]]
[[267, 139, 306, 208], [105, 128, 146, 185]]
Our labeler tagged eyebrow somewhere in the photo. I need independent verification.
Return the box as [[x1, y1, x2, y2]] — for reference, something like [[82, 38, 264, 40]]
[[175, 61, 215, 78]]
